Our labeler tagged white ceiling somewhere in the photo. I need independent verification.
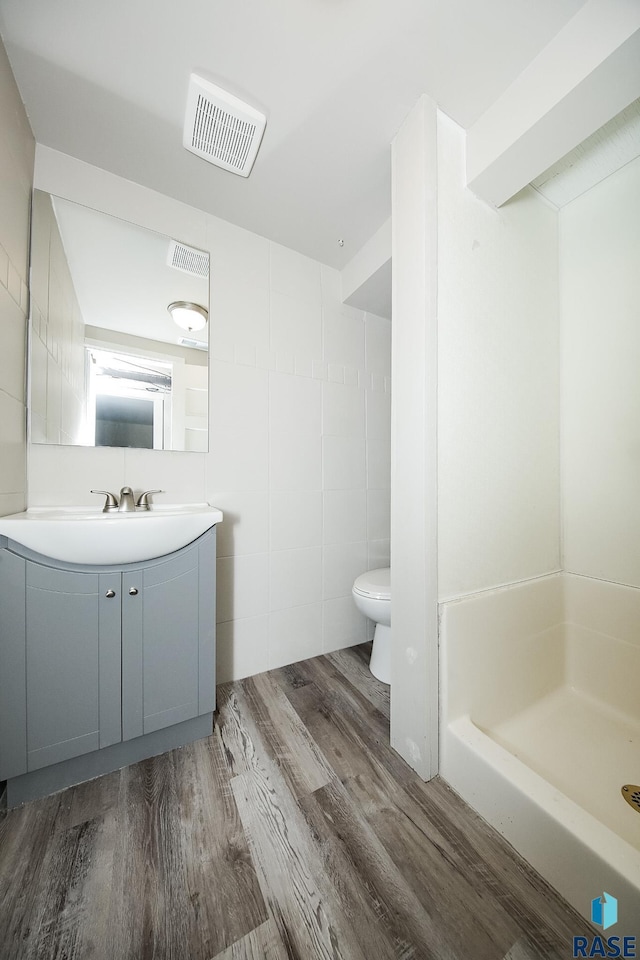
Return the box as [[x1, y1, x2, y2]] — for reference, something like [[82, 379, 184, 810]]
[[0, 0, 587, 268]]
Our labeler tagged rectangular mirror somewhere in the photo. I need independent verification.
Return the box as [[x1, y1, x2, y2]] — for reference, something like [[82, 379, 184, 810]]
[[29, 190, 209, 452]]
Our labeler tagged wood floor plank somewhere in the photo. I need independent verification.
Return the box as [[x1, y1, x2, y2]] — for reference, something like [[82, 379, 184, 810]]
[[0, 645, 599, 959], [292, 653, 398, 754], [230, 752, 368, 960], [241, 671, 333, 798], [172, 734, 268, 957], [32, 817, 103, 960], [210, 919, 290, 960], [327, 646, 390, 719], [503, 936, 558, 960], [0, 793, 65, 959], [404, 778, 593, 946], [60, 768, 121, 830], [104, 754, 196, 960], [339, 773, 518, 958], [287, 676, 412, 796], [221, 677, 372, 960], [299, 777, 460, 960], [275, 660, 316, 695], [216, 683, 266, 780]]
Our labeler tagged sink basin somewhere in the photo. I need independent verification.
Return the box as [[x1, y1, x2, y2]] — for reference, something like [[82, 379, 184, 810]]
[[0, 503, 223, 565]]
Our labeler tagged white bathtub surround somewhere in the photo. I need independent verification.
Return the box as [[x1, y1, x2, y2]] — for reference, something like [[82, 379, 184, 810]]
[[434, 124, 640, 930], [561, 154, 640, 589], [28, 148, 392, 684], [441, 572, 640, 923], [437, 112, 560, 602]]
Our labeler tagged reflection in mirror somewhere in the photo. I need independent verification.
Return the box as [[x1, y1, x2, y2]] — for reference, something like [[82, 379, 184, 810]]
[[29, 190, 209, 452]]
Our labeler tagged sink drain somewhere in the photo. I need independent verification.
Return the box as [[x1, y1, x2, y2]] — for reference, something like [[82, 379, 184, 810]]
[[621, 784, 640, 812]]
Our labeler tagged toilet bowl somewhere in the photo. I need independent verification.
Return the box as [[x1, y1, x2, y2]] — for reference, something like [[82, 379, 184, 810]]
[[352, 567, 391, 684]]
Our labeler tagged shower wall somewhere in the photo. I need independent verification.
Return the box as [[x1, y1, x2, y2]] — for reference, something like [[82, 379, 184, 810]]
[[561, 153, 640, 589], [437, 113, 561, 602]]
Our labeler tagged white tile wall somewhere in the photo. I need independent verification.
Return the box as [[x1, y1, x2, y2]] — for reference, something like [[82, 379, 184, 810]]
[[0, 36, 34, 516], [27, 149, 392, 683], [366, 387, 391, 439], [270, 432, 322, 491], [270, 292, 322, 359], [368, 539, 391, 570], [269, 373, 321, 435], [269, 603, 323, 670], [323, 308, 365, 370], [270, 490, 322, 551], [270, 547, 323, 610], [211, 282, 270, 358], [366, 437, 391, 490], [322, 436, 366, 490], [270, 243, 322, 303], [322, 381, 365, 437], [365, 313, 392, 377], [217, 616, 270, 683], [28, 442, 126, 506], [216, 553, 269, 624], [323, 541, 368, 600], [210, 491, 269, 558], [322, 597, 367, 653], [207, 429, 269, 492], [124, 448, 206, 504], [367, 489, 391, 542], [323, 490, 367, 544], [0, 392, 27, 492]]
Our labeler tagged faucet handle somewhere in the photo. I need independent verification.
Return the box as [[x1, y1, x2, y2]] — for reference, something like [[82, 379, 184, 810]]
[[136, 489, 164, 510], [91, 490, 119, 513]]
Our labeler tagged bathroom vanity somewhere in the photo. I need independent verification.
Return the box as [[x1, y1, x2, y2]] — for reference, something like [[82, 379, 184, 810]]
[[0, 505, 222, 807]]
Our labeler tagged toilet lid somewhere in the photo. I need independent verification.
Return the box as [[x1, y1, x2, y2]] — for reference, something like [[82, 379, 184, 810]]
[[353, 567, 390, 600]]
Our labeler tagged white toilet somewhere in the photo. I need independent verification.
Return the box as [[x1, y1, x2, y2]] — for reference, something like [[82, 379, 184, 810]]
[[352, 567, 391, 684]]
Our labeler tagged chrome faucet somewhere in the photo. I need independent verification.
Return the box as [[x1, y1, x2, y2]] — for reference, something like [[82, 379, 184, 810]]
[[91, 487, 164, 513], [118, 486, 136, 512], [91, 489, 119, 512], [135, 489, 163, 511]]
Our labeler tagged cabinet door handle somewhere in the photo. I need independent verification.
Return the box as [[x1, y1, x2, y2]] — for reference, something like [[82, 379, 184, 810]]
[[128, 587, 139, 596], [105, 589, 116, 599]]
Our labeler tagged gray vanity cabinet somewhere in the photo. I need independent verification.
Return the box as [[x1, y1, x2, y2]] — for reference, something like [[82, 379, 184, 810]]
[[121, 532, 216, 741], [25, 563, 121, 772], [0, 528, 216, 803]]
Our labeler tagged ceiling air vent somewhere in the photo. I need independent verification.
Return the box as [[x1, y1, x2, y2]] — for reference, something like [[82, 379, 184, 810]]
[[167, 239, 209, 277], [183, 74, 266, 177], [178, 336, 208, 351]]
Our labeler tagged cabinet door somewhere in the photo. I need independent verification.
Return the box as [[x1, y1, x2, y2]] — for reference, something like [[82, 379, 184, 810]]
[[122, 544, 201, 739], [25, 563, 121, 771], [0, 549, 27, 780]]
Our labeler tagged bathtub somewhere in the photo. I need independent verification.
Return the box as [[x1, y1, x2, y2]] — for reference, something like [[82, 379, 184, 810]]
[[440, 572, 640, 930]]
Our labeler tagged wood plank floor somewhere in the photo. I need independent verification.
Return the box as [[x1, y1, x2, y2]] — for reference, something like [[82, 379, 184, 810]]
[[0, 643, 594, 959]]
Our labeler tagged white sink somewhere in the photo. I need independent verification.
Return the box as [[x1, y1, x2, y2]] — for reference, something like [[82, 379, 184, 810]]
[[0, 503, 223, 565]]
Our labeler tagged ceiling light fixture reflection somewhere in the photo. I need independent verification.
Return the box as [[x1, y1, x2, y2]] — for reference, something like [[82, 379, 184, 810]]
[[167, 300, 208, 332]]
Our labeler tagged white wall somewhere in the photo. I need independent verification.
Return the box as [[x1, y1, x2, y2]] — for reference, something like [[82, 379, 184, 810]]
[[437, 113, 561, 601], [0, 36, 34, 517], [390, 96, 439, 779], [30, 146, 391, 682], [561, 154, 640, 588]]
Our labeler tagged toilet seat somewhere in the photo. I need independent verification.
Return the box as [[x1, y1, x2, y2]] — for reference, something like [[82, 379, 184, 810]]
[[352, 567, 390, 601]]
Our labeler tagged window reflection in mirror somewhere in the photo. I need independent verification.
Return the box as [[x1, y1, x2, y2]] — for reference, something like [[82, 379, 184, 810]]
[[29, 190, 209, 452]]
